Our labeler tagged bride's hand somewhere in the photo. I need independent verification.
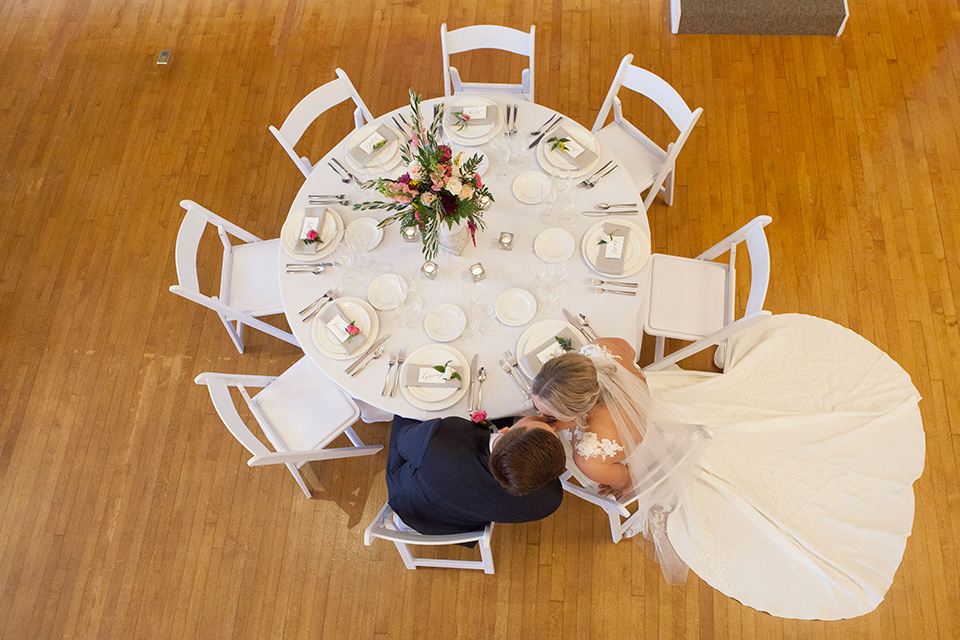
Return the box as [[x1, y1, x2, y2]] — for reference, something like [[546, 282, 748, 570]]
[[597, 484, 624, 499]]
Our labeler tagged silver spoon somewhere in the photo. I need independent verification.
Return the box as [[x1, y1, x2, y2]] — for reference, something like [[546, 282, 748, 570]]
[[595, 202, 638, 210], [350, 347, 384, 376], [286, 266, 326, 274], [476, 367, 486, 409]]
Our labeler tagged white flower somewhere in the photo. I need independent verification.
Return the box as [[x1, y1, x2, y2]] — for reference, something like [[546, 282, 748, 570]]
[[445, 177, 463, 195], [408, 161, 423, 180], [458, 184, 474, 200], [420, 191, 436, 206]]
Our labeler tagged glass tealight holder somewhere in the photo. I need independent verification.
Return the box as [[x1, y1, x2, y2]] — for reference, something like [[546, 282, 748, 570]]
[[469, 262, 487, 282], [421, 260, 439, 280], [498, 231, 515, 251], [401, 226, 420, 243]]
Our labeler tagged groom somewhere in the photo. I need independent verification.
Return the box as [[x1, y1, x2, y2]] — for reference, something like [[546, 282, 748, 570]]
[[386, 414, 566, 535]]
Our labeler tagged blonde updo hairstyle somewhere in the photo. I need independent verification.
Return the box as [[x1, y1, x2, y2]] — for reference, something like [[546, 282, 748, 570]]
[[531, 352, 616, 428]]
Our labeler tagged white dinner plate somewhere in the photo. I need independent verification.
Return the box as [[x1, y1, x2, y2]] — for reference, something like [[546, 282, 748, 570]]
[[536, 125, 602, 179], [516, 319, 584, 380], [495, 288, 537, 326], [346, 217, 383, 251], [367, 274, 409, 311], [534, 228, 576, 262], [281, 207, 344, 262], [512, 171, 551, 204], [311, 297, 380, 360], [442, 98, 504, 146], [400, 344, 471, 410], [344, 123, 404, 175], [424, 303, 467, 342], [580, 218, 651, 278]]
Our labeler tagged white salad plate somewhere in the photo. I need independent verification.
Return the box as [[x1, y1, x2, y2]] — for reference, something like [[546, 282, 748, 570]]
[[512, 171, 551, 205], [346, 217, 384, 251], [534, 228, 576, 262], [495, 288, 537, 326], [366, 274, 409, 311], [424, 303, 467, 342]]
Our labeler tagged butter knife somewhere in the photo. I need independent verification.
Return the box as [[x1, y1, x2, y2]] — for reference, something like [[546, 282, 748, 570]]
[[563, 308, 595, 343], [528, 118, 561, 149], [467, 354, 479, 412], [344, 334, 391, 375]]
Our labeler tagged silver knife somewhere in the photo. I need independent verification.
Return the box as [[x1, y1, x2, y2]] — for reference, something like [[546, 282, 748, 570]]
[[344, 334, 391, 374], [528, 118, 561, 149], [563, 308, 595, 343], [467, 354, 479, 412]]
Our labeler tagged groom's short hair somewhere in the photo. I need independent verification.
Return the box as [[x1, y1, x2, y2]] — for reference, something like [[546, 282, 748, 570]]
[[489, 425, 566, 496]]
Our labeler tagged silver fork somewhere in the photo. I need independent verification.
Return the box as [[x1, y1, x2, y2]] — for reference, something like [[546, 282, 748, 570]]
[[303, 287, 342, 321], [593, 286, 636, 296], [503, 350, 532, 388], [499, 358, 530, 399], [582, 164, 618, 189], [299, 286, 338, 317], [389, 347, 406, 397], [577, 160, 613, 188], [381, 351, 398, 396]]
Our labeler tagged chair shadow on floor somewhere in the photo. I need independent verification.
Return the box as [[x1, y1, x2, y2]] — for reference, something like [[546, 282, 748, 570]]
[[301, 420, 391, 529]]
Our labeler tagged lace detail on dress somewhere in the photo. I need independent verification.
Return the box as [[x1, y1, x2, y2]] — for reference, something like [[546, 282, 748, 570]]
[[573, 426, 624, 461], [580, 343, 621, 363]]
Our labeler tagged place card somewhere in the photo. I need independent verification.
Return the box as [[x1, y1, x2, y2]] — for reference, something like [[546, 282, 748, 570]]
[[451, 105, 495, 126], [294, 208, 328, 254], [402, 364, 464, 388]]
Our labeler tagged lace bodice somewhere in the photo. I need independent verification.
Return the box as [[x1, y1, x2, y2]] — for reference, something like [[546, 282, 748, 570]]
[[573, 425, 624, 461]]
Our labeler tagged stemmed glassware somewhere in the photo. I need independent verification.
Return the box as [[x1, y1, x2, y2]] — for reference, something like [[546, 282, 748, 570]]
[[491, 133, 514, 184], [536, 261, 570, 314]]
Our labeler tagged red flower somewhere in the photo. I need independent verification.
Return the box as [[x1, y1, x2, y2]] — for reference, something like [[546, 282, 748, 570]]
[[306, 229, 318, 240], [467, 219, 477, 246], [439, 145, 452, 163], [474, 172, 482, 189], [471, 410, 487, 423]]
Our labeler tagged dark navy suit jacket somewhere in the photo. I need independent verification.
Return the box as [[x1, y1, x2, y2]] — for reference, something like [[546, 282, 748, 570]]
[[385, 415, 563, 535]]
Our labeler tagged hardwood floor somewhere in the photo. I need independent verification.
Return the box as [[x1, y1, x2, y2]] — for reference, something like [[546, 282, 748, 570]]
[[1, 0, 957, 637]]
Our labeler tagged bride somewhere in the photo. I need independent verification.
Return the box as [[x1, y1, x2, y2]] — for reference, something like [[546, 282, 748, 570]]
[[530, 336, 709, 583]]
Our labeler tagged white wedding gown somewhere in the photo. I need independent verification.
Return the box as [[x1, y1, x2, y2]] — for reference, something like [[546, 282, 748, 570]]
[[645, 314, 925, 620]]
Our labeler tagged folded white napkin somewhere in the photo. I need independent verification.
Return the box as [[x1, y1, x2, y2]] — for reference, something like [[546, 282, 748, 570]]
[[294, 208, 328, 255], [402, 364, 464, 388], [596, 222, 629, 275], [347, 125, 396, 165], [520, 327, 581, 376], [318, 302, 365, 354], [547, 125, 597, 170]]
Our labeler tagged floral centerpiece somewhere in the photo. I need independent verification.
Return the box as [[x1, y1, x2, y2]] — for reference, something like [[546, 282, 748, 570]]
[[354, 89, 494, 260]]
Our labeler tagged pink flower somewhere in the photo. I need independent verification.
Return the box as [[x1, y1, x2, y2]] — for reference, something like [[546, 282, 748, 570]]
[[471, 410, 487, 423], [306, 229, 318, 240], [346, 323, 360, 336], [474, 173, 482, 189]]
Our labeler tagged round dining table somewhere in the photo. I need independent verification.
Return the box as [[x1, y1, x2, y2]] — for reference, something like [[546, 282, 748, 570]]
[[278, 93, 651, 421]]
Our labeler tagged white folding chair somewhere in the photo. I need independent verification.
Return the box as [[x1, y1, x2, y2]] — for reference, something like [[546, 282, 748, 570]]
[[641, 216, 773, 371], [592, 54, 702, 211], [169, 199, 298, 354], [269, 68, 375, 180], [195, 356, 382, 499], [364, 502, 495, 573], [558, 424, 712, 543], [440, 24, 536, 102]]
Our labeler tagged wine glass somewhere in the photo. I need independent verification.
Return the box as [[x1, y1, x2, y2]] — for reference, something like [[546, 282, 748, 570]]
[[476, 292, 500, 336], [491, 133, 514, 183]]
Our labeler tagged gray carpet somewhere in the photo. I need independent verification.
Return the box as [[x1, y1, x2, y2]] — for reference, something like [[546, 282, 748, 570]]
[[677, 0, 847, 35]]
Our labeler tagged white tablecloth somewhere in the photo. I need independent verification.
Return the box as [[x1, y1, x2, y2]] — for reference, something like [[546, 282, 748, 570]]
[[647, 314, 925, 620], [279, 94, 650, 420]]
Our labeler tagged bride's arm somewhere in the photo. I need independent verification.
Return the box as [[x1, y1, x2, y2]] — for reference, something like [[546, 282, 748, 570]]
[[574, 454, 632, 495]]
